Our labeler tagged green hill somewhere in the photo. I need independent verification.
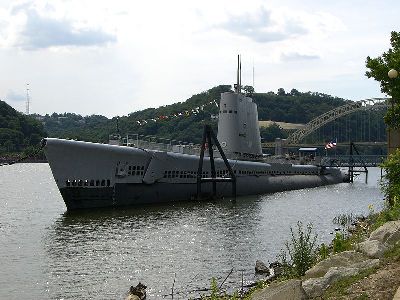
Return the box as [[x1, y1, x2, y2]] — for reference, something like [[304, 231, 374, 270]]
[[42, 85, 230, 143], [28, 85, 384, 149], [0, 86, 387, 157], [0, 100, 47, 154]]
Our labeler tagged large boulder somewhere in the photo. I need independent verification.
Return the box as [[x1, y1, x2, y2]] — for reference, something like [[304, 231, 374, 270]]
[[304, 251, 368, 279], [356, 220, 400, 258], [302, 251, 379, 298], [369, 220, 400, 244], [356, 239, 388, 258], [302, 267, 359, 298], [251, 279, 307, 300], [255, 260, 270, 275], [301, 277, 326, 298]]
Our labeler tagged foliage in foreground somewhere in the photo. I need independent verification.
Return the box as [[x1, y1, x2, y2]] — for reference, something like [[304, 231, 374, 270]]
[[331, 213, 361, 253], [368, 199, 400, 231], [381, 148, 400, 206], [200, 277, 242, 300], [365, 31, 400, 129], [201, 200, 400, 299], [278, 221, 318, 278], [329, 198, 400, 257], [320, 200, 400, 299]]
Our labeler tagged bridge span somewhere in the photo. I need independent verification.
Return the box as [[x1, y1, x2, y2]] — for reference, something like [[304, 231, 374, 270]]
[[286, 97, 388, 145]]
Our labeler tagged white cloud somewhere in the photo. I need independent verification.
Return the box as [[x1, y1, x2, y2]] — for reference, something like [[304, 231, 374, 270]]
[[214, 7, 303, 43], [1, 1, 116, 50], [213, 6, 344, 44], [18, 10, 116, 50], [0, 0, 397, 117], [6, 89, 26, 102], [281, 52, 320, 62]]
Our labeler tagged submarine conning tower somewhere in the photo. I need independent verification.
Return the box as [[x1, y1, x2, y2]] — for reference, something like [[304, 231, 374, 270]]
[[216, 56, 262, 161]]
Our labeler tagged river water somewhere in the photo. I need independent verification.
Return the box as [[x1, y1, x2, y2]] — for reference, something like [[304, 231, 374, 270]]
[[0, 164, 384, 299]]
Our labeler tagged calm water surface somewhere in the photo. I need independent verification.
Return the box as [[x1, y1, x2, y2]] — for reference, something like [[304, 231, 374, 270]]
[[0, 164, 384, 299]]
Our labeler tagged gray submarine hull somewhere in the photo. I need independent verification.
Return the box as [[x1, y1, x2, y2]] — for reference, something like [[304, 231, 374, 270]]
[[44, 138, 345, 210]]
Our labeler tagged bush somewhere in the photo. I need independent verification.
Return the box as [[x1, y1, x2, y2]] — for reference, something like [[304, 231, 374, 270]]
[[318, 243, 329, 260], [369, 199, 400, 231], [332, 232, 352, 253], [201, 277, 242, 300], [278, 221, 318, 278], [210, 277, 219, 300], [381, 149, 400, 206]]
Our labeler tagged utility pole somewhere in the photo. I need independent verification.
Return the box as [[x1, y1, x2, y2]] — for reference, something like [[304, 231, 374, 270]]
[[25, 83, 30, 115]]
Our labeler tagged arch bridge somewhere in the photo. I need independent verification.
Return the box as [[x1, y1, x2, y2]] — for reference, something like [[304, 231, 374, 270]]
[[263, 98, 389, 147]]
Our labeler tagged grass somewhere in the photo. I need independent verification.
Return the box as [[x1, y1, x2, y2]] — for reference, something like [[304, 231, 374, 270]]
[[355, 292, 369, 300], [368, 200, 400, 231], [383, 238, 400, 262], [321, 236, 400, 299], [321, 266, 380, 299], [199, 275, 277, 300], [200, 199, 400, 300]]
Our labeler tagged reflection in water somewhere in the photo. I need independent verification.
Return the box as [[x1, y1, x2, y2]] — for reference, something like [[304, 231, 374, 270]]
[[1, 164, 385, 300], [44, 199, 264, 299]]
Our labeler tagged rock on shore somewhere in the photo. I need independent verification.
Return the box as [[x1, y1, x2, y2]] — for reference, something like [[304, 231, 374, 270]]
[[250, 220, 400, 299]]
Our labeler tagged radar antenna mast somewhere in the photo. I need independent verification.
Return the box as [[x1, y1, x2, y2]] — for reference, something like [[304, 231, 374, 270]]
[[235, 54, 242, 94], [252, 59, 254, 90]]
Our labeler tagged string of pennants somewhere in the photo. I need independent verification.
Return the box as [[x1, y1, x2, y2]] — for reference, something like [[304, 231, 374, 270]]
[[135, 99, 219, 126]]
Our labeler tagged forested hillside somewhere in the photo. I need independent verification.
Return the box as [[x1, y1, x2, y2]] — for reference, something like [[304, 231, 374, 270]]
[[1, 85, 386, 154], [41, 85, 230, 143], [254, 88, 346, 123], [41, 85, 355, 144], [0, 100, 46, 154]]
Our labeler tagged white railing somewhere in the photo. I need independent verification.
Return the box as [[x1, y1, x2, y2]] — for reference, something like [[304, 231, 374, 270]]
[[109, 134, 203, 156]]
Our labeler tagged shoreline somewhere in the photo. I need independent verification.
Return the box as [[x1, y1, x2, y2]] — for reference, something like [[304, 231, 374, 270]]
[[199, 202, 400, 299], [248, 206, 400, 299], [0, 156, 47, 164]]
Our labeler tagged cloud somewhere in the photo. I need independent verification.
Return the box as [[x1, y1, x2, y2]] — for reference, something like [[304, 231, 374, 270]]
[[281, 52, 320, 62], [9, 3, 116, 50], [6, 90, 26, 102], [215, 7, 308, 43]]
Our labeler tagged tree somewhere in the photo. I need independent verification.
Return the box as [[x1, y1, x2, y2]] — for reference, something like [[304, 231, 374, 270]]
[[366, 31, 400, 128], [277, 88, 286, 96], [381, 149, 400, 206], [366, 31, 400, 206], [243, 85, 254, 96], [259, 123, 287, 142], [290, 88, 301, 96]]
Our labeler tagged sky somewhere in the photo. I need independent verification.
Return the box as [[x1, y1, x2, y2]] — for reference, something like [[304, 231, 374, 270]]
[[0, 0, 398, 118]]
